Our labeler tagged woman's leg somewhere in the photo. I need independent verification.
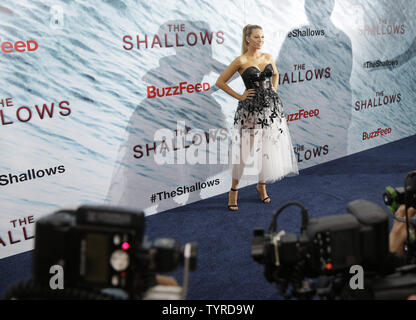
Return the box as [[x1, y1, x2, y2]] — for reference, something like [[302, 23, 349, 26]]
[[228, 129, 255, 209], [231, 128, 255, 184], [256, 182, 270, 203], [257, 130, 270, 202], [228, 178, 240, 210]]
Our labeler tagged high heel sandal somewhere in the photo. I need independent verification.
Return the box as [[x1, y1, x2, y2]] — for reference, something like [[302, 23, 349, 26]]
[[256, 183, 271, 203], [228, 188, 239, 211]]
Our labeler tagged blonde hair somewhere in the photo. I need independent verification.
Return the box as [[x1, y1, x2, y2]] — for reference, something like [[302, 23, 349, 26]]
[[241, 24, 262, 54]]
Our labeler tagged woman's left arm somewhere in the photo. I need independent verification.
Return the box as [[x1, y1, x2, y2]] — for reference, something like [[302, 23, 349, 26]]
[[269, 55, 279, 92]]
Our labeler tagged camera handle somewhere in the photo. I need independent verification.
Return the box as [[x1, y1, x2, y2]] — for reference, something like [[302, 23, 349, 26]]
[[181, 242, 193, 299], [269, 201, 309, 234]]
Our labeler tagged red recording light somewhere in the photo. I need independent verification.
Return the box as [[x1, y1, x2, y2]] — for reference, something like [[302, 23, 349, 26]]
[[326, 263, 333, 270], [121, 242, 130, 250]]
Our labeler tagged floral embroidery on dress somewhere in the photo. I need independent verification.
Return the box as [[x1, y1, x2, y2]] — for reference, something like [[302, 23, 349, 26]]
[[234, 64, 285, 133]]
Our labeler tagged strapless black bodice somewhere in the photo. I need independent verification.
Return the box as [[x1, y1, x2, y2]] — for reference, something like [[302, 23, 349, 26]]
[[241, 63, 274, 90], [234, 63, 285, 129]]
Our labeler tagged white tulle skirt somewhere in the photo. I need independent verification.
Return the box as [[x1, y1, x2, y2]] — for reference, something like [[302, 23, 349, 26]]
[[229, 90, 299, 184]]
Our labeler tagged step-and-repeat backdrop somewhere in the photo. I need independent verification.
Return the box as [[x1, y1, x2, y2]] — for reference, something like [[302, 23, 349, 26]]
[[0, 0, 415, 259]]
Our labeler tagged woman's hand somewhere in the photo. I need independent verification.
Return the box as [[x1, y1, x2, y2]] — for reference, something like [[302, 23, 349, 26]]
[[389, 204, 416, 255], [239, 89, 256, 101]]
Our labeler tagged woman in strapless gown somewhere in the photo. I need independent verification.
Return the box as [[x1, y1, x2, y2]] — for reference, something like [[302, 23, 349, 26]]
[[216, 24, 299, 211]]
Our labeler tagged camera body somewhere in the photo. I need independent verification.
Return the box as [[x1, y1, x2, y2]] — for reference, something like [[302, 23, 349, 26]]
[[252, 200, 390, 285], [384, 186, 407, 213], [34, 206, 146, 291], [33, 206, 194, 294], [383, 170, 416, 213]]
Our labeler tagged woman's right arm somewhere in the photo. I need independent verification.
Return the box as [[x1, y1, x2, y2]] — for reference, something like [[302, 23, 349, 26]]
[[215, 58, 254, 101]]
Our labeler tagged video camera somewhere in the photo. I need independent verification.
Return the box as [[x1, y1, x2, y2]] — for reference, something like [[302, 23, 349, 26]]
[[4, 205, 197, 300], [251, 199, 416, 299]]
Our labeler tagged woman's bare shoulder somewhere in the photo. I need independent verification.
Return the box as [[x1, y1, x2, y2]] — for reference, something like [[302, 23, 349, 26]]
[[228, 55, 247, 70], [234, 55, 247, 64], [262, 52, 274, 62]]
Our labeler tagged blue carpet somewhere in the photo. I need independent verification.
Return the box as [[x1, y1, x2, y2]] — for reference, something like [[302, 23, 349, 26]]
[[1, 135, 415, 299]]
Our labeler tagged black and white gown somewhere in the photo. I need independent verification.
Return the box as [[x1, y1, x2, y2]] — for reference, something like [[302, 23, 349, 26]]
[[230, 63, 299, 184]]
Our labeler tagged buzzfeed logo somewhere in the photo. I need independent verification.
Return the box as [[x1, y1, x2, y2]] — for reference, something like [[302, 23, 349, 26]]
[[0, 39, 38, 53], [147, 81, 210, 99], [362, 127, 392, 140], [287, 108, 319, 124]]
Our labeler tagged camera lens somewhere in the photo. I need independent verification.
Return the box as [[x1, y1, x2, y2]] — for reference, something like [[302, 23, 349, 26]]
[[383, 192, 392, 205]]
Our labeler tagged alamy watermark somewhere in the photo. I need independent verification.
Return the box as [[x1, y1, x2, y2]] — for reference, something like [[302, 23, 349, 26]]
[[153, 121, 264, 176], [47, 263, 364, 294], [349, 265, 364, 290], [49, 264, 64, 290]]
